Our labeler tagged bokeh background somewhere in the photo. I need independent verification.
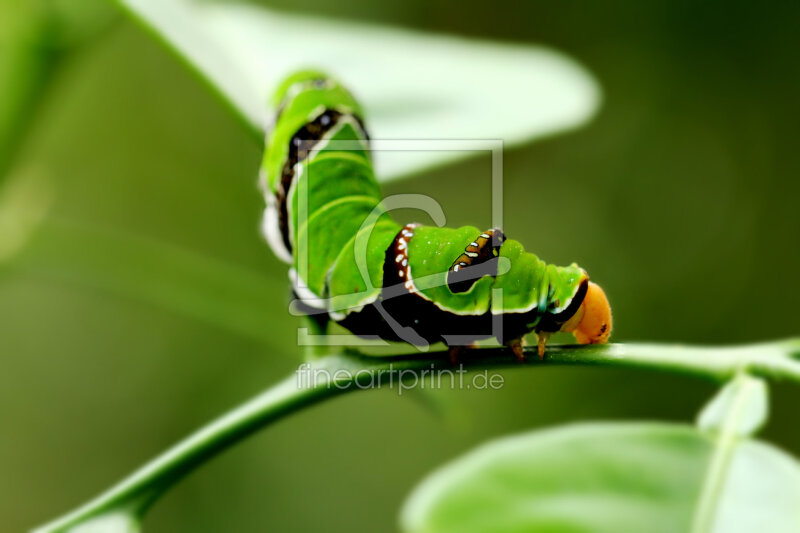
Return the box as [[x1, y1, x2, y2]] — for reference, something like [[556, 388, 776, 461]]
[[2, 0, 799, 531]]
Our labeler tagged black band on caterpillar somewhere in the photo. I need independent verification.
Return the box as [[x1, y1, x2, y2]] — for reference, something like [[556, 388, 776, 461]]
[[275, 109, 344, 253]]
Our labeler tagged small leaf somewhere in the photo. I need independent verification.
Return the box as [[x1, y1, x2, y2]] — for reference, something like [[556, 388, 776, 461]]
[[696, 373, 768, 437], [32, 511, 140, 533], [691, 374, 770, 533], [116, 0, 600, 181], [400, 422, 800, 533]]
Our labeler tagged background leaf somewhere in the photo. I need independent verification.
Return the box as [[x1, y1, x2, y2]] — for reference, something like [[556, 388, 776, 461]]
[[401, 422, 800, 533], [0, 0, 54, 180], [116, 0, 600, 180]]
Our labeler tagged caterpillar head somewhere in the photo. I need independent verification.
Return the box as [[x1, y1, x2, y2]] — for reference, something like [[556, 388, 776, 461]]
[[560, 281, 612, 344], [271, 69, 330, 107]]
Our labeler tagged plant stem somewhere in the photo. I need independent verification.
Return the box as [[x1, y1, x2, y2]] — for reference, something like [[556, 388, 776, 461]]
[[32, 339, 800, 532], [31, 366, 346, 533]]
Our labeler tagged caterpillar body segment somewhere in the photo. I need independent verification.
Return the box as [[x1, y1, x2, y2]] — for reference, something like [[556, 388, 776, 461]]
[[261, 71, 612, 355]]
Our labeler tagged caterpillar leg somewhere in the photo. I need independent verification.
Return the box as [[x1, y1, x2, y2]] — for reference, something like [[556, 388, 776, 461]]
[[535, 332, 551, 359], [447, 343, 479, 365], [448, 345, 462, 365], [505, 337, 526, 362]]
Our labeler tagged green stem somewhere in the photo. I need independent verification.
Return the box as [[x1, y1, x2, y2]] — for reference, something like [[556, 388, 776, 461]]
[[32, 339, 800, 532], [31, 366, 347, 533]]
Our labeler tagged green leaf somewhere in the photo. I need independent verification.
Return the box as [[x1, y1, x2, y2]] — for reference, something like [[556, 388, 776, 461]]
[[0, 0, 54, 180], [115, 0, 600, 181], [55, 513, 139, 533], [12, 218, 293, 348], [400, 422, 800, 533], [0, 0, 114, 181], [696, 373, 768, 437]]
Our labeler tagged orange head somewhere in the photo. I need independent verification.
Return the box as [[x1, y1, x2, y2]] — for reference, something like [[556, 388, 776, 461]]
[[560, 281, 612, 344]]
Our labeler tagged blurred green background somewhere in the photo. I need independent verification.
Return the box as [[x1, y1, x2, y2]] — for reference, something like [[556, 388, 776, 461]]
[[2, 0, 799, 531]]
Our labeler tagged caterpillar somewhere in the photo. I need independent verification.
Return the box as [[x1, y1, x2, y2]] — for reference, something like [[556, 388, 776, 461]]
[[260, 70, 611, 360]]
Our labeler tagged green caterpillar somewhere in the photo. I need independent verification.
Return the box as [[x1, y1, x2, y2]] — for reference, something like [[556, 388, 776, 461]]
[[260, 71, 611, 359]]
